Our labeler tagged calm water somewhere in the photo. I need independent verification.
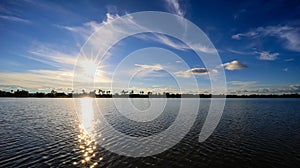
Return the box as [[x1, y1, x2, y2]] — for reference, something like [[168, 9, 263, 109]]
[[0, 98, 299, 167]]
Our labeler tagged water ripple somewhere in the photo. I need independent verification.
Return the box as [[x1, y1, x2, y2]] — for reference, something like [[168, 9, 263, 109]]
[[0, 98, 299, 167]]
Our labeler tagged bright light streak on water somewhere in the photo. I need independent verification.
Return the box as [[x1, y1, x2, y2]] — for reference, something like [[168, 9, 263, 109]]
[[74, 98, 100, 167], [80, 98, 94, 135]]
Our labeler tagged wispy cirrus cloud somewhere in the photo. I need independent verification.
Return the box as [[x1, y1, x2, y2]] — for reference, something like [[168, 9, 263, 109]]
[[232, 25, 300, 52], [221, 60, 247, 70], [134, 64, 164, 71], [0, 70, 73, 89], [284, 58, 294, 62], [227, 49, 255, 55], [0, 15, 31, 24], [11, 11, 138, 92], [227, 49, 279, 61], [165, 0, 185, 17], [228, 81, 257, 88], [137, 33, 217, 54], [59, 9, 216, 55], [0, 68, 111, 91], [132, 64, 165, 78], [231, 31, 257, 40], [157, 34, 217, 53], [56, 13, 121, 40], [258, 51, 279, 61], [25, 44, 77, 69]]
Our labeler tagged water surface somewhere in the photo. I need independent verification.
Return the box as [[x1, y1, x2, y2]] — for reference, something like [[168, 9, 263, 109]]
[[0, 98, 299, 167]]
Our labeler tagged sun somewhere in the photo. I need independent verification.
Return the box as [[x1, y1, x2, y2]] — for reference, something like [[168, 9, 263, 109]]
[[80, 59, 98, 77]]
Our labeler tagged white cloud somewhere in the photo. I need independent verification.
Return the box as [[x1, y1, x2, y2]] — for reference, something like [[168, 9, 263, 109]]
[[174, 71, 191, 78], [121, 86, 179, 94], [131, 64, 165, 78], [283, 67, 288, 72], [56, 12, 125, 42], [229, 81, 257, 88], [175, 68, 217, 78], [0, 68, 111, 91], [227, 49, 255, 55], [165, 0, 185, 17], [221, 60, 247, 70], [155, 35, 185, 51], [60, 11, 216, 55], [284, 58, 294, 62], [134, 64, 163, 71], [227, 85, 300, 95], [0, 15, 31, 24], [232, 25, 300, 52], [0, 70, 73, 89], [26, 44, 77, 68], [258, 51, 279, 61], [19, 12, 126, 91], [137, 33, 217, 53], [15, 10, 218, 92], [21, 12, 120, 91], [231, 31, 258, 40], [111, 84, 300, 95], [257, 25, 300, 52], [231, 34, 242, 40], [56, 20, 102, 40]]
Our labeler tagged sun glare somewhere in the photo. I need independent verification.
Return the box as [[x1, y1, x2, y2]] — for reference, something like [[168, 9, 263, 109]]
[[80, 59, 98, 77], [77, 98, 100, 166], [80, 98, 94, 134]]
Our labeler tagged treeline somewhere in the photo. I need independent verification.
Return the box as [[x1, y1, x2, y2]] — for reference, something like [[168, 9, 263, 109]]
[[0, 90, 71, 98], [0, 89, 300, 98]]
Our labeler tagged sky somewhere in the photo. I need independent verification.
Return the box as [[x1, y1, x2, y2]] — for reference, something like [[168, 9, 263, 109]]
[[0, 0, 299, 94]]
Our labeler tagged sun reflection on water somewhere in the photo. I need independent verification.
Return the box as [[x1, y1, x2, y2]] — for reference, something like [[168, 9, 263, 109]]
[[80, 98, 94, 134], [74, 98, 101, 167]]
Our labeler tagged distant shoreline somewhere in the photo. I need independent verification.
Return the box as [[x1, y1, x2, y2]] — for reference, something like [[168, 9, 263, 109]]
[[1, 97, 300, 98], [1, 89, 300, 98]]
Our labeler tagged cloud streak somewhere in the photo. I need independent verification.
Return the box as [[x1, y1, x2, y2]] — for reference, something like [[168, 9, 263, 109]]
[[56, 13, 121, 40], [0, 15, 31, 24], [165, 0, 185, 17], [258, 51, 279, 61], [135, 64, 163, 71], [229, 81, 257, 88], [137, 33, 217, 53], [232, 25, 300, 52], [26, 44, 77, 69], [132, 64, 166, 78]]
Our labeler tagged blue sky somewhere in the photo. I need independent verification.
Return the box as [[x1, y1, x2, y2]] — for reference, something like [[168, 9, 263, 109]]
[[0, 0, 299, 94]]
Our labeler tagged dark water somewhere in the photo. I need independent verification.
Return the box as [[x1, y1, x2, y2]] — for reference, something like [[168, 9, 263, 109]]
[[0, 98, 299, 167]]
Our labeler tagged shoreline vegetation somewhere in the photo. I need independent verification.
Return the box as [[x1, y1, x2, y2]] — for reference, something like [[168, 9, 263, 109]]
[[0, 89, 300, 98]]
